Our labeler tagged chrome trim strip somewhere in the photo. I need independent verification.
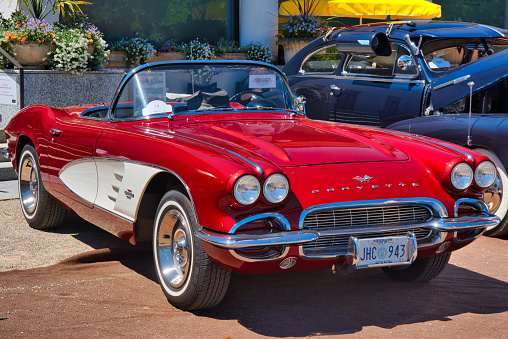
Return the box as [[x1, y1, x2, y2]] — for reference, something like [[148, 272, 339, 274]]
[[298, 197, 448, 228], [93, 204, 134, 223], [195, 228, 319, 249], [429, 212, 499, 231], [133, 126, 264, 175], [386, 130, 475, 162], [454, 198, 489, 217], [59, 157, 198, 224], [433, 75, 470, 91], [228, 213, 291, 233], [334, 75, 425, 84]]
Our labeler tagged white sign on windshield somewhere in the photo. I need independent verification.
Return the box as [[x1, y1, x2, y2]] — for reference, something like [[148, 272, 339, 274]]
[[249, 74, 276, 88]]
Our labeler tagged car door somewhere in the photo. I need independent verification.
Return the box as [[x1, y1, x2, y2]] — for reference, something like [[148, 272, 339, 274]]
[[330, 43, 425, 127], [44, 114, 105, 206]]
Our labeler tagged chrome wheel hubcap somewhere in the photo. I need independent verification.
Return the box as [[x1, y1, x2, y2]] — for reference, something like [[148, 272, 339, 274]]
[[484, 173, 503, 213], [157, 209, 191, 289], [19, 156, 38, 214]]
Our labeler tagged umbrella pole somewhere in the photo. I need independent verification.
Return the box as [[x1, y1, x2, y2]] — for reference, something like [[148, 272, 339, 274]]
[[360, 16, 362, 25]]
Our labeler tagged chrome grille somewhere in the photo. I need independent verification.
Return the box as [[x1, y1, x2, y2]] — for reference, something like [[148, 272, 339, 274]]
[[303, 205, 432, 230], [301, 205, 434, 253]]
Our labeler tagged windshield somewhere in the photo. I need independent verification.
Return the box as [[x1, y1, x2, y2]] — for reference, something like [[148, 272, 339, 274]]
[[422, 38, 508, 72], [112, 63, 295, 119]]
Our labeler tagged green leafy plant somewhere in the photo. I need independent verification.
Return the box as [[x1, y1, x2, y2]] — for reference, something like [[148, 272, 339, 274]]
[[16, 0, 92, 20], [51, 27, 89, 74], [213, 38, 239, 57], [180, 38, 214, 60], [240, 42, 273, 63], [117, 35, 155, 67]]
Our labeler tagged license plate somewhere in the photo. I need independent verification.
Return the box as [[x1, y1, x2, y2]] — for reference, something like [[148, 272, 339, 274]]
[[357, 236, 412, 268]]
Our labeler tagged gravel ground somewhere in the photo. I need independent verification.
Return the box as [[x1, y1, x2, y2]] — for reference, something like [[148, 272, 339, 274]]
[[0, 198, 133, 272]]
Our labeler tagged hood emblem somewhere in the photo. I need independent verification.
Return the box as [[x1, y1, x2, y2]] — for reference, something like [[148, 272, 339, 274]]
[[353, 175, 373, 182]]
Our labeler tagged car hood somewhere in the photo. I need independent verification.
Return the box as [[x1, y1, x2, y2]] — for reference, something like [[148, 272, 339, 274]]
[[431, 48, 508, 110], [170, 118, 409, 167]]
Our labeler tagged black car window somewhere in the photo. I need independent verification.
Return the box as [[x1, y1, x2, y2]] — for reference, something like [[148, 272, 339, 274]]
[[442, 78, 508, 114], [344, 44, 397, 76], [300, 45, 344, 73]]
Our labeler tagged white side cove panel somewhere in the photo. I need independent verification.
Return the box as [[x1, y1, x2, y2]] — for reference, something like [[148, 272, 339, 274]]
[[59, 159, 99, 204], [95, 160, 162, 222]]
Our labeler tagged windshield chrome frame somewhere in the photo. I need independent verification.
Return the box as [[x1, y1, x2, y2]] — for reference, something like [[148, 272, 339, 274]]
[[106, 60, 299, 122]]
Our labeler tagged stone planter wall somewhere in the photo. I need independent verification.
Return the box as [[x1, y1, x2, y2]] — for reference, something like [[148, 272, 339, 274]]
[[0, 69, 126, 129]]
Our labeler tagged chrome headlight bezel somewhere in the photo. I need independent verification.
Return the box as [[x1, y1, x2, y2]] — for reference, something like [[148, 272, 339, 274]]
[[234, 175, 261, 205], [451, 162, 473, 190], [263, 174, 289, 204], [474, 161, 496, 188]]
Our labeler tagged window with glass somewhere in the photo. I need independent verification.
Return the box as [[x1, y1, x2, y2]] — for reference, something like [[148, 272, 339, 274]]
[[300, 46, 344, 73], [422, 38, 508, 72], [344, 44, 416, 77], [110, 63, 295, 120], [83, 0, 237, 42]]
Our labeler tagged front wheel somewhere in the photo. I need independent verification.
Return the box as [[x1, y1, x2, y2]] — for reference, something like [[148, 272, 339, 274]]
[[18, 144, 67, 229], [382, 252, 451, 282], [473, 148, 508, 236], [153, 190, 231, 310]]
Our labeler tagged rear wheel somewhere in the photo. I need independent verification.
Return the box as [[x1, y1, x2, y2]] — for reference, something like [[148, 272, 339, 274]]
[[473, 148, 508, 236], [382, 252, 451, 282], [153, 190, 231, 310], [18, 144, 67, 229]]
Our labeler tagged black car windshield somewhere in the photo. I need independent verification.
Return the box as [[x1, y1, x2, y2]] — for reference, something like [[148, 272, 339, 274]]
[[112, 63, 295, 119], [422, 38, 508, 72]]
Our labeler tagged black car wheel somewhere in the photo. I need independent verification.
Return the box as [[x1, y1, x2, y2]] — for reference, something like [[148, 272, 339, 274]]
[[18, 144, 67, 229], [382, 252, 451, 282], [474, 148, 508, 236], [153, 190, 231, 310]]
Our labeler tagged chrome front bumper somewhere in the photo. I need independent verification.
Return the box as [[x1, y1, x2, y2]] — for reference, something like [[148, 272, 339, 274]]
[[195, 198, 500, 262], [196, 211, 499, 249]]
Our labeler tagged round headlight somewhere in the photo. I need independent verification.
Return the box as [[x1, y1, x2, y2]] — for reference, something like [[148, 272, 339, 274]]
[[475, 161, 496, 188], [263, 174, 289, 203], [234, 175, 260, 205], [451, 163, 473, 190]]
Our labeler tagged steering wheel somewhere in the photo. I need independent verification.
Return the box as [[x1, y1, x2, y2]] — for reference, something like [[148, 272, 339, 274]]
[[230, 91, 266, 106]]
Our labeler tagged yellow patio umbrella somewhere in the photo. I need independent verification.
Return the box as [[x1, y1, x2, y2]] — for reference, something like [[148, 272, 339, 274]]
[[279, 0, 441, 24]]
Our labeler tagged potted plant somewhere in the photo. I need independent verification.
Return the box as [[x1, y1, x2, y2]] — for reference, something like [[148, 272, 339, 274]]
[[214, 38, 245, 60], [3, 15, 55, 68], [277, 0, 328, 63], [180, 38, 214, 60], [240, 42, 273, 63], [106, 35, 155, 68], [147, 40, 183, 62]]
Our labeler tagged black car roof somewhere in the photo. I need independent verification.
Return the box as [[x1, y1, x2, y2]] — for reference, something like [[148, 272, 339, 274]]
[[329, 21, 508, 40]]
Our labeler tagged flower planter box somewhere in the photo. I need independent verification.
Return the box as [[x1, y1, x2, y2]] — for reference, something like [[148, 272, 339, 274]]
[[277, 39, 313, 64], [214, 53, 247, 60], [105, 51, 128, 68], [10, 42, 52, 68], [147, 52, 184, 63]]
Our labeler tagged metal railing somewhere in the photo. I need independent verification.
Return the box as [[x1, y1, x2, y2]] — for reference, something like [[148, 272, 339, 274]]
[[0, 46, 24, 108]]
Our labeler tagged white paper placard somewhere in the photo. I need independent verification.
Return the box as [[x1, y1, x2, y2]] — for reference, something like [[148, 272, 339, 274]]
[[249, 74, 276, 88], [0, 75, 18, 105]]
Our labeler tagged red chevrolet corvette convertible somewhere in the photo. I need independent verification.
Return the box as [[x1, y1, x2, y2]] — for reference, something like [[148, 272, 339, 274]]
[[4, 61, 500, 310]]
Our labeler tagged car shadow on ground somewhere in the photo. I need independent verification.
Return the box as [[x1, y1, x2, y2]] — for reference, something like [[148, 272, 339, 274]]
[[102, 245, 508, 337]]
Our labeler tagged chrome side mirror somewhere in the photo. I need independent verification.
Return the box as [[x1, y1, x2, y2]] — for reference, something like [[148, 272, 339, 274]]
[[295, 95, 306, 116], [397, 55, 413, 71]]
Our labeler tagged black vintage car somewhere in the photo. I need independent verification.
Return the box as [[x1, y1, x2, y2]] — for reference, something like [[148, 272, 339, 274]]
[[284, 21, 508, 236]]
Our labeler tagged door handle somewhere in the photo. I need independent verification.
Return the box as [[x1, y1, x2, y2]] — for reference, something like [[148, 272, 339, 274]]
[[330, 85, 342, 96], [50, 128, 62, 136]]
